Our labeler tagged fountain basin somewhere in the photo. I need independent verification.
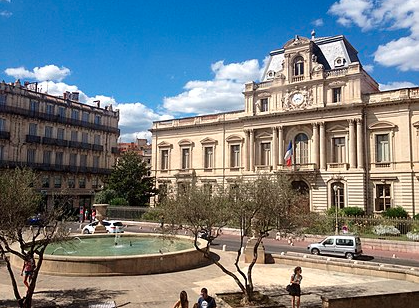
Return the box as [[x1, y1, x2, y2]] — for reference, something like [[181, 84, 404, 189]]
[[12, 233, 209, 276]]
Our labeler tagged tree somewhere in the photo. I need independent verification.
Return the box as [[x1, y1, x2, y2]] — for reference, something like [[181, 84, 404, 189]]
[[107, 151, 157, 206], [0, 168, 69, 308], [161, 174, 300, 304]]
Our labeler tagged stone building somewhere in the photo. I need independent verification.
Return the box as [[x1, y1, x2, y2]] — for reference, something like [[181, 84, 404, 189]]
[[0, 80, 120, 212], [118, 138, 152, 167], [150, 34, 419, 215]]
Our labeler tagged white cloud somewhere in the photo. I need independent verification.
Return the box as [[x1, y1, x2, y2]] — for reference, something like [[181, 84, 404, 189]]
[[0, 0, 11, 3], [5, 65, 71, 82], [328, 0, 419, 71], [312, 18, 324, 27], [163, 59, 262, 114], [379, 81, 418, 91], [0, 11, 12, 17], [363, 64, 374, 73]]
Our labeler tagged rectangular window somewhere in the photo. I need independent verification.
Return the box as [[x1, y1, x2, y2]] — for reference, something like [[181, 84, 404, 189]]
[[58, 106, 66, 118], [0, 94, 6, 105], [71, 131, 78, 142], [68, 177, 75, 188], [82, 132, 89, 144], [71, 109, 79, 120], [70, 153, 77, 166], [94, 115, 101, 125], [161, 149, 169, 170], [45, 126, 53, 138], [41, 176, 50, 188], [94, 134, 101, 145], [55, 152, 63, 165], [375, 184, 391, 211], [43, 151, 52, 164], [261, 98, 269, 112], [0, 118, 5, 131], [230, 145, 240, 168], [376, 134, 389, 162], [333, 88, 342, 103], [0, 145, 4, 160], [54, 176, 62, 188], [79, 177, 86, 188], [204, 147, 213, 169], [333, 137, 346, 163], [260, 142, 271, 165], [203, 183, 212, 196], [181, 148, 190, 169], [93, 156, 100, 169], [80, 154, 87, 167], [29, 123, 38, 136], [82, 112, 89, 122], [30, 100, 39, 112], [46, 104, 54, 115], [27, 149, 36, 163], [92, 177, 99, 189], [57, 128, 65, 140]]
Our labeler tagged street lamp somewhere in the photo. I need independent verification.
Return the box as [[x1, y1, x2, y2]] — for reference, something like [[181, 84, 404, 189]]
[[333, 185, 339, 235]]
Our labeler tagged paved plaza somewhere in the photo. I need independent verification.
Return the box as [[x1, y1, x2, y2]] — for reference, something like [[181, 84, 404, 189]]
[[0, 249, 418, 308]]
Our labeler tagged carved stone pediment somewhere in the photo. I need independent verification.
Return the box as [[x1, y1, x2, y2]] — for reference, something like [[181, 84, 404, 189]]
[[282, 87, 313, 111], [368, 121, 396, 130], [284, 35, 310, 48], [257, 92, 271, 98]]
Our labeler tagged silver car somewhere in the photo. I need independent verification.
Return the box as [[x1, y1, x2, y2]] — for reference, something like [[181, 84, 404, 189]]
[[307, 235, 362, 260]]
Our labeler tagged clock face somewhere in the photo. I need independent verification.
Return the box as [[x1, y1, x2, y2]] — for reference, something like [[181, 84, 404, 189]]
[[292, 93, 303, 105]]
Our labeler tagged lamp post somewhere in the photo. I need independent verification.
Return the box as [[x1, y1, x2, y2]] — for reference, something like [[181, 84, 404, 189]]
[[333, 185, 339, 235]]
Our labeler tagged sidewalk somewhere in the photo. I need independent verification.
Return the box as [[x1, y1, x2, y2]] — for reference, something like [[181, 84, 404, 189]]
[[0, 249, 418, 308]]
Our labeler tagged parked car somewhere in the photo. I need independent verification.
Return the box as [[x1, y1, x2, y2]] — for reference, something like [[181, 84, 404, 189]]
[[307, 235, 363, 260], [27, 214, 44, 226], [82, 220, 124, 234]]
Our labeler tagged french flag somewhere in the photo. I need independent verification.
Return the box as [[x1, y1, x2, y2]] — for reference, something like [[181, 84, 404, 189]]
[[284, 141, 293, 166]]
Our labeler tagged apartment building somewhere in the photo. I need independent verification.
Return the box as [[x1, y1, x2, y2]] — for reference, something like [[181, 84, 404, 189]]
[[150, 34, 419, 215], [0, 80, 120, 212]]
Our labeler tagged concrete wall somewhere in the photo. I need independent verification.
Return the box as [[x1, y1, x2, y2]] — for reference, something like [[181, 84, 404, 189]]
[[321, 291, 419, 308]]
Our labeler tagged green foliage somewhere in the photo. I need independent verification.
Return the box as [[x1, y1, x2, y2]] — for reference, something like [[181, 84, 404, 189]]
[[342, 207, 365, 216], [109, 197, 128, 206], [141, 208, 164, 221], [94, 189, 116, 204], [107, 151, 158, 206], [382, 206, 408, 218], [413, 213, 419, 220]]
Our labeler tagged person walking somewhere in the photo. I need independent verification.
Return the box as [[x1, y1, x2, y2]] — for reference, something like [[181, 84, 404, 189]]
[[289, 266, 302, 308], [197, 287, 216, 308], [21, 254, 35, 290], [173, 290, 189, 308]]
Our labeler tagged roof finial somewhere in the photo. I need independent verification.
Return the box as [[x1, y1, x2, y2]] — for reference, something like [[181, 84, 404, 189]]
[[311, 29, 316, 40]]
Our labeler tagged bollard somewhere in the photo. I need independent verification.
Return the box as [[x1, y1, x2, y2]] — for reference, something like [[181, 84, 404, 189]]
[[222, 244, 226, 251], [392, 254, 396, 258]]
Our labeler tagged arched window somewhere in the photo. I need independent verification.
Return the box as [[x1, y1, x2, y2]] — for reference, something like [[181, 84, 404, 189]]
[[293, 56, 304, 76], [294, 133, 309, 164], [331, 182, 345, 209]]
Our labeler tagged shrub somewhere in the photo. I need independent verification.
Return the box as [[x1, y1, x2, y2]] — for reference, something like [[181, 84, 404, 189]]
[[109, 197, 128, 206], [342, 207, 365, 216], [94, 189, 117, 204], [141, 208, 163, 222], [406, 231, 419, 241], [373, 224, 400, 236], [382, 207, 408, 218]]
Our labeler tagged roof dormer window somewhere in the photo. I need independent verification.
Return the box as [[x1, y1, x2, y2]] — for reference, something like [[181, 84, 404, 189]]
[[334, 57, 346, 68], [293, 56, 304, 76]]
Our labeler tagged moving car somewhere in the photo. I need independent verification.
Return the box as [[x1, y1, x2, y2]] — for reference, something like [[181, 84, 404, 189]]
[[82, 220, 124, 234], [307, 235, 362, 260]]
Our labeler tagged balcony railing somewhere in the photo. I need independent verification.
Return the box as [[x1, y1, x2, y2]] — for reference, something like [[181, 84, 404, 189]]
[[26, 135, 41, 144], [327, 162, 349, 170], [0, 130, 10, 140], [0, 104, 119, 134], [92, 144, 104, 152]]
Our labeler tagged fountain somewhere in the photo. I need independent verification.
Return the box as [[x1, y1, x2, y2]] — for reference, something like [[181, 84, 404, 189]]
[[11, 234, 209, 276], [92, 203, 108, 233]]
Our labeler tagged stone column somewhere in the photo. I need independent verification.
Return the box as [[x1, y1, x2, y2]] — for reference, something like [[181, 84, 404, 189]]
[[278, 126, 284, 165], [249, 129, 255, 172], [272, 127, 278, 170], [312, 123, 319, 168], [244, 130, 249, 171], [356, 118, 364, 169], [319, 122, 326, 170], [348, 119, 356, 169]]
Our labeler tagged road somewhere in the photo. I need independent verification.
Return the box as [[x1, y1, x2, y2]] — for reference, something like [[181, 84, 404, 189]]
[[70, 221, 419, 268]]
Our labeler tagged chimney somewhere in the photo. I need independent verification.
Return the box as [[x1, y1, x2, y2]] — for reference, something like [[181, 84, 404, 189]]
[[71, 92, 79, 101], [93, 100, 100, 108]]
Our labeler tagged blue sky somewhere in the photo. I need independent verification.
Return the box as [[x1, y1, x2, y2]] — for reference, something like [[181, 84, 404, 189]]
[[0, 0, 418, 142]]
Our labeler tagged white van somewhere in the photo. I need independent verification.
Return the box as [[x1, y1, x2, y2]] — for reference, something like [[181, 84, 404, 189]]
[[307, 235, 362, 260]]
